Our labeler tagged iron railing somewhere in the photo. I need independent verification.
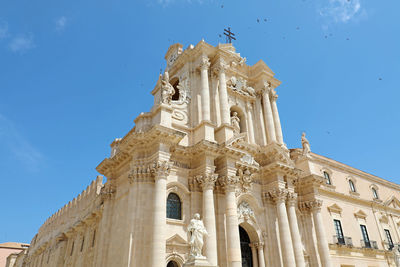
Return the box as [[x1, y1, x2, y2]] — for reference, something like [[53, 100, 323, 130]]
[[333, 235, 353, 247]]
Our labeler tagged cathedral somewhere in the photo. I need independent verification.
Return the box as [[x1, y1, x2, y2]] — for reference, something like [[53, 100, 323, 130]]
[[11, 41, 400, 267]]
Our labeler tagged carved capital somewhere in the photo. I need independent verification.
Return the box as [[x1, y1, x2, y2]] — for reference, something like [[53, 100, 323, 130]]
[[268, 188, 288, 204], [299, 199, 323, 212], [287, 192, 298, 207], [256, 242, 264, 249], [219, 175, 240, 191], [199, 56, 210, 71], [263, 81, 272, 92], [150, 160, 171, 180], [196, 171, 218, 190], [214, 58, 228, 74], [269, 89, 278, 102]]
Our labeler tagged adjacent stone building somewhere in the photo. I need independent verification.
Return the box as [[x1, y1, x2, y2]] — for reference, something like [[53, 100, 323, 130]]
[[15, 41, 400, 267]]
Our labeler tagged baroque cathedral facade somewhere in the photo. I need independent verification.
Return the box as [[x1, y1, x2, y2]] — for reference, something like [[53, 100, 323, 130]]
[[12, 41, 400, 267]]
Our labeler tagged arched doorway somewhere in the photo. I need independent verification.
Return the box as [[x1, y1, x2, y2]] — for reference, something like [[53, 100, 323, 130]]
[[239, 225, 253, 267], [167, 261, 179, 267]]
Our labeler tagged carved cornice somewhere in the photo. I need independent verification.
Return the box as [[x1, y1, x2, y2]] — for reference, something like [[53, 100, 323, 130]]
[[96, 125, 184, 177], [196, 171, 218, 191]]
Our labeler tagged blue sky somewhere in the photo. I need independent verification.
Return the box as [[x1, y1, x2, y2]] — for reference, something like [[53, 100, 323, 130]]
[[0, 0, 399, 243]]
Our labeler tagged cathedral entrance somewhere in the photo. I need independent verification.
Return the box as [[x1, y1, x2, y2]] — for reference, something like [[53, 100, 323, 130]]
[[239, 226, 253, 267], [167, 261, 179, 267]]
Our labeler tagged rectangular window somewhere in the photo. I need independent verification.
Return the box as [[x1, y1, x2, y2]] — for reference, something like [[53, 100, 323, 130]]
[[334, 219, 345, 244], [360, 225, 370, 248], [385, 229, 394, 249]]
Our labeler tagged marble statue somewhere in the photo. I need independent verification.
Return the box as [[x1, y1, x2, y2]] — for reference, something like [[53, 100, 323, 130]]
[[301, 132, 311, 156], [160, 71, 175, 105], [231, 112, 240, 134], [187, 213, 208, 259]]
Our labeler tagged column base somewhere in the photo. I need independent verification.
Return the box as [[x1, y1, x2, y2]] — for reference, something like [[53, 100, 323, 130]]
[[214, 124, 234, 143], [194, 121, 215, 143], [183, 256, 216, 267]]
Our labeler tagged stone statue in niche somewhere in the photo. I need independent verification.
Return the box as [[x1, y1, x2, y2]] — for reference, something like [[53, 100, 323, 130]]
[[187, 213, 208, 260], [231, 112, 240, 134], [160, 71, 175, 105], [301, 132, 311, 156]]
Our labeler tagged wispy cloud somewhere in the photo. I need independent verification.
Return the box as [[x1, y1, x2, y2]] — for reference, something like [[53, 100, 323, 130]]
[[0, 20, 8, 39], [319, 0, 364, 23], [8, 33, 35, 53], [55, 16, 67, 32], [0, 114, 43, 172]]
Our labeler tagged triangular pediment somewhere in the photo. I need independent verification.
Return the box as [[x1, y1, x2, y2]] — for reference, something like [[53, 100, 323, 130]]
[[354, 209, 367, 219], [384, 196, 400, 209], [327, 203, 342, 214], [166, 234, 188, 247]]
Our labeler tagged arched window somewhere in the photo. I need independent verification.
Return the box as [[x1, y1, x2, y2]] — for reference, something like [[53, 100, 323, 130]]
[[372, 187, 379, 199], [167, 193, 182, 220], [349, 180, 356, 192], [323, 171, 331, 185], [171, 78, 180, 101]]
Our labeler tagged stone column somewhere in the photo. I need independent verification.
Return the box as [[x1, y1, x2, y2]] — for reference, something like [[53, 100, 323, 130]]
[[216, 58, 230, 125], [196, 172, 218, 266], [256, 243, 265, 267], [270, 90, 284, 145], [250, 243, 259, 267], [287, 193, 306, 267], [246, 102, 255, 144], [310, 200, 332, 267], [150, 161, 170, 267], [270, 189, 296, 267], [255, 95, 267, 146], [199, 55, 211, 122], [221, 175, 242, 267], [261, 83, 276, 144]]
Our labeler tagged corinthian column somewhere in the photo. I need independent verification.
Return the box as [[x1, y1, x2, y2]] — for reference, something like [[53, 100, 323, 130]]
[[287, 193, 305, 267], [150, 161, 170, 267], [270, 89, 284, 145], [255, 94, 267, 146], [270, 189, 296, 267], [199, 56, 211, 122], [221, 175, 242, 267], [196, 172, 218, 266], [216, 58, 230, 125], [309, 200, 332, 267], [246, 102, 255, 144], [261, 82, 276, 144]]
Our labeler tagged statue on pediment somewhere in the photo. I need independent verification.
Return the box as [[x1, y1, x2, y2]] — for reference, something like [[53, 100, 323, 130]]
[[301, 132, 311, 156], [160, 71, 175, 105]]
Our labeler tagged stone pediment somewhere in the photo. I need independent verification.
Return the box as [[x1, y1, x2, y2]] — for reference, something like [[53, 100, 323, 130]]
[[327, 204, 342, 214], [384, 196, 400, 209], [354, 210, 367, 219], [166, 234, 188, 248]]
